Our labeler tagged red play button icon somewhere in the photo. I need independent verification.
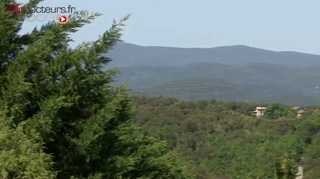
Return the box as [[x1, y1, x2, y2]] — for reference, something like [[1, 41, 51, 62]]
[[58, 14, 68, 24]]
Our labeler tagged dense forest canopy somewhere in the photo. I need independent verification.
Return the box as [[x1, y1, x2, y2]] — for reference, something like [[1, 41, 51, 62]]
[[1, 0, 320, 179], [132, 96, 320, 179]]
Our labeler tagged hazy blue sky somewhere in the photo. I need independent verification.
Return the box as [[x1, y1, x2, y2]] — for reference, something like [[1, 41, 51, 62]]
[[19, 0, 320, 54]]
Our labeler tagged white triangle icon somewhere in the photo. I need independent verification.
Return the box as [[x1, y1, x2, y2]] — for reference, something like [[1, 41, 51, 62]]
[[58, 15, 68, 24]]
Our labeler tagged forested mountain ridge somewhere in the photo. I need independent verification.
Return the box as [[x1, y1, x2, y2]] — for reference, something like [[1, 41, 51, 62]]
[[132, 95, 320, 179], [107, 42, 320, 67], [108, 43, 320, 106]]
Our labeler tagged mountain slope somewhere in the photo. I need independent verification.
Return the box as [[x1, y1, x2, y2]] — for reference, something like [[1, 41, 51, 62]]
[[109, 43, 320, 106], [108, 43, 320, 67]]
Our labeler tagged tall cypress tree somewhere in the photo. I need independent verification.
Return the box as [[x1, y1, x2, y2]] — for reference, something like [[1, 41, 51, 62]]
[[0, 1, 191, 178]]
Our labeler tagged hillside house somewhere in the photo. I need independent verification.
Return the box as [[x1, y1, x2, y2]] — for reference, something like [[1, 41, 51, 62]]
[[297, 110, 305, 118], [252, 107, 266, 117], [292, 107, 305, 118], [253, 106, 305, 118]]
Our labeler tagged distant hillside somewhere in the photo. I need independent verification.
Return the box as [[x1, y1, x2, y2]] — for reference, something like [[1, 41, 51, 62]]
[[108, 43, 320, 106], [108, 42, 320, 67]]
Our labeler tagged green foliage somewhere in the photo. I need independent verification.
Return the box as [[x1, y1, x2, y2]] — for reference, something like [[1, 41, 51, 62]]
[[2, 0, 320, 178], [133, 96, 320, 178], [274, 151, 298, 179], [264, 103, 296, 119], [0, 117, 56, 178], [0, 0, 191, 178]]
